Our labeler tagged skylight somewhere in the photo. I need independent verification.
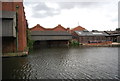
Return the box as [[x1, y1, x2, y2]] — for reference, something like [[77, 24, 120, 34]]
[[78, 32, 82, 34], [92, 33, 103, 34]]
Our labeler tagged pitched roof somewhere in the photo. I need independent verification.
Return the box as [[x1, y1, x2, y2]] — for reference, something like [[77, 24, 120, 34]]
[[75, 31, 109, 36], [71, 26, 86, 31], [31, 31, 72, 36], [105, 31, 120, 35], [29, 24, 45, 31], [30, 31, 72, 40], [29, 24, 68, 31], [53, 24, 67, 31]]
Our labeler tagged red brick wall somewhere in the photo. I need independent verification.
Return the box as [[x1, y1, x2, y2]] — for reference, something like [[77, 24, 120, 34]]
[[2, 2, 27, 52], [79, 36, 107, 43], [1, 2, 14, 11], [2, 38, 16, 53], [15, 2, 27, 51]]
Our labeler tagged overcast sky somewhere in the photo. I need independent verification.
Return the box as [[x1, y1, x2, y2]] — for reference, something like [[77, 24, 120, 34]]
[[23, 0, 119, 31]]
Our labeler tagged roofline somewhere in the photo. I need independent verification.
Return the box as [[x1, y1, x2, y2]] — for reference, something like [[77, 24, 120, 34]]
[[71, 25, 86, 30], [31, 35, 72, 36], [53, 24, 67, 30], [29, 24, 69, 31]]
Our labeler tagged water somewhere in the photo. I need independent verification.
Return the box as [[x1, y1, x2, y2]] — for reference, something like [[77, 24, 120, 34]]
[[2, 47, 119, 79]]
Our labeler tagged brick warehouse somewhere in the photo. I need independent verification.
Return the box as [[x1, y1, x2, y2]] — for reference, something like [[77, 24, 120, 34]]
[[71, 26, 112, 45], [1, 1, 28, 53], [29, 24, 72, 47]]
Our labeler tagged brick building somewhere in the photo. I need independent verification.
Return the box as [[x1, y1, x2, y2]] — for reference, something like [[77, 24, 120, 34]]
[[71, 26, 110, 44], [105, 31, 120, 43], [29, 24, 72, 47], [72, 30, 109, 44], [1, 1, 28, 53]]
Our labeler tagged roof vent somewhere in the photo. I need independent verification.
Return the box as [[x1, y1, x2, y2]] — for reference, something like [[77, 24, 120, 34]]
[[83, 30, 89, 32], [92, 30, 98, 32]]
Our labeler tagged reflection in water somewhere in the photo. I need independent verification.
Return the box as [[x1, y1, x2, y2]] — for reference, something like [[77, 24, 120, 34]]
[[2, 47, 119, 79]]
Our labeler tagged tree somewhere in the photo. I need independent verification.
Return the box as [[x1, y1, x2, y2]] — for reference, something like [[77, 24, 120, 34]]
[[116, 28, 120, 31]]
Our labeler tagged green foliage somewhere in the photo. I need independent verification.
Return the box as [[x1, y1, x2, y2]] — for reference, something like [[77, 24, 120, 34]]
[[27, 29, 35, 49], [70, 40, 80, 46], [116, 28, 120, 31]]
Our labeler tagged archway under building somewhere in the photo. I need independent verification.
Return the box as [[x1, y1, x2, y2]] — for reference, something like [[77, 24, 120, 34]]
[[33, 40, 69, 49]]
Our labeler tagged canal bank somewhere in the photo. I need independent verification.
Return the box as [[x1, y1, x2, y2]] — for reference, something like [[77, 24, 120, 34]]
[[2, 51, 28, 58], [2, 42, 120, 58], [2, 47, 29, 58], [82, 42, 120, 47]]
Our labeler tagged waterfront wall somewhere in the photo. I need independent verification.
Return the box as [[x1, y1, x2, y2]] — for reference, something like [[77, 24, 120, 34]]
[[2, 38, 16, 53], [2, 1, 28, 53]]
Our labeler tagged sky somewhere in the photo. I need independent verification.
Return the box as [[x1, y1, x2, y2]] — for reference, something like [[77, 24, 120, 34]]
[[23, 0, 119, 31]]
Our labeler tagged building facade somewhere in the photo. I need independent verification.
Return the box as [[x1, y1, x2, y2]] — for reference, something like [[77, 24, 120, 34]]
[[72, 30, 109, 44], [1, 1, 28, 53], [105, 31, 120, 43], [30, 24, 72, 47]]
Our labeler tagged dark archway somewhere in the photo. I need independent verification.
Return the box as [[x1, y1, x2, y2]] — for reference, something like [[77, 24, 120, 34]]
[[33, 40, 69, 49]]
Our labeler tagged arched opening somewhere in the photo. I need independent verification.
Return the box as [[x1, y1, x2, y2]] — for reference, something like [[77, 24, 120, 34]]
[[33, 40, 69, 49]]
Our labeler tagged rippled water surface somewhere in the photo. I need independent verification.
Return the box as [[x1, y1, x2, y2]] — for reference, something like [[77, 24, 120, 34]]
[[2, 47, 119, 79]]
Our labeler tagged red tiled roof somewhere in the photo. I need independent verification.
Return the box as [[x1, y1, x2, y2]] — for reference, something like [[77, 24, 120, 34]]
[[71, 26, 86, 32], [29, 24, 45, 31], [30, 24, 69, 31], [52, 24, 68, 31]]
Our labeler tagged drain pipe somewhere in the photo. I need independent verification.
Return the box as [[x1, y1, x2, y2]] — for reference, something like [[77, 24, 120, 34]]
[[16, 5, 19, 52]]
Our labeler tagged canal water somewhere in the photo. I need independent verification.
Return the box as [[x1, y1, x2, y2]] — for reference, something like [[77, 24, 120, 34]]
[[2, 47, 119, 79]]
